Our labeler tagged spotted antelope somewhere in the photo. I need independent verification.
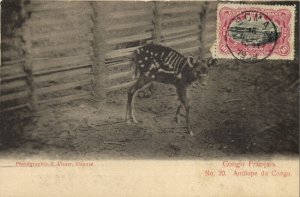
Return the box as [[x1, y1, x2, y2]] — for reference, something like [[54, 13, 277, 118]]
[[125, 44, 216, 136]]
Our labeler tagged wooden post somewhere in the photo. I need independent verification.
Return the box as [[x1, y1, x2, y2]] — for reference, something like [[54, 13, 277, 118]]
[[21, 0, 38, 111], [198, 2, 209, 58], [198, 2, 208, 57], [153, 2, 162, 44], [91, 2, 107, 99]]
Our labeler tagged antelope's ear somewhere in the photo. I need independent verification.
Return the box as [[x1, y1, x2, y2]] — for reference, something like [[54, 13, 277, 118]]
[[187, 56, 194, 68]]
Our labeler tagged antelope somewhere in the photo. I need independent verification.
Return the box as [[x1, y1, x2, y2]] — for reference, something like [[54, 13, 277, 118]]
[[125, 44, 216, 136]]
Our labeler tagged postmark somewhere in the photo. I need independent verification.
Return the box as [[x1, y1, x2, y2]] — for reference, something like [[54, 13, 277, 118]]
[[213, 4, 296, 61]]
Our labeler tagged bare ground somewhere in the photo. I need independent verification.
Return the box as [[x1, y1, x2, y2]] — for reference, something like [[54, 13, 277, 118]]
[[0, 60, 299, 159]]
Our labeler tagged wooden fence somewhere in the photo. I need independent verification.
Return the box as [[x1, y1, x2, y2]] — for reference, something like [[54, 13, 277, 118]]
[[201, 2, 218, 59], [1, 1, 216, 113]]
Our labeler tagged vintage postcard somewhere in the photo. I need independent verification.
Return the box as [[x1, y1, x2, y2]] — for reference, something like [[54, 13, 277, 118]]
[[0, 0, 299, 196]]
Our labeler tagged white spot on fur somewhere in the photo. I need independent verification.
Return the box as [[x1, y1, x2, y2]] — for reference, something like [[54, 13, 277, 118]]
[[145, 72, 150, 77], [149, 64, 155, 70], [138, 60, 142, 63], [145, 57, 148, 60], [151, 75, 155, 79], [155, 53, 158, 56], [140, 64, 144, 68], [177, 73, 182, 79], [146, 50, 149, 53]]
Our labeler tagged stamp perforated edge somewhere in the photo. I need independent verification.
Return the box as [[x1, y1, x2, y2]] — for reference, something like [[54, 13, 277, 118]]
[[213, 3, 296, 61]]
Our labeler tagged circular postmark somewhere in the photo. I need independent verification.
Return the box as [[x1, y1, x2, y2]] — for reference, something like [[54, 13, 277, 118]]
[[225, 10, 279, 63]]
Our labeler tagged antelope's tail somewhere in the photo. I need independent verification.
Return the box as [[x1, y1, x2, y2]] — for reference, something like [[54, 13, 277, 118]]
[[133, 64, 139, 79], [123, 51, 140, 80], [127, 53, 139, 80]]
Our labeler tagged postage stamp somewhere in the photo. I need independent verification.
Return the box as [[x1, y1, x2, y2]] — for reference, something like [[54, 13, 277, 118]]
[[213, 3, 296, 61]]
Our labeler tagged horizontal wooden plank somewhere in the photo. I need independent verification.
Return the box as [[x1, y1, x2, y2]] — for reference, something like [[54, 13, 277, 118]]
[[164, 35, 199, 47], [106, 21, 152, 31], [1, 80, 27, 91], [162, 24, 198, 36], [1, 74, 26, 82], [36, 79, 91, 95], [31, 41, 92, 57], [31, 22, 93, 38], [32, 29, 93, 42], [34, 64, 91, 75], [108, 9, 152, 19], [27, 2, 89, 12], [105, 46, 139, 59], [108, 71, 132, 80], [208, 3, 218, 11], [1, 37, 22, 45], [206, 13, 217, 21], [179, 46, 200, 54], [162, 5, 201, 15], [107, 32, 152, 45], [0, 91, 28, 102], [204, 23, 216, 32], [162, 14, 198, 24], [1, 50, 20, 60], [107, 61, 131, 69], [1, 64, 24, 77], [1, 59, 24, 66], [28, 15, 93, 29], [32, 54, 92, 72], [107, 81, 136, 92], [38, 92, 90, 105], [163, 30, 200, 41], [35, 67, 91, 83], [30, 5, 92, 19], [203, 33, 216, 42], [0, 103, 29, 113]]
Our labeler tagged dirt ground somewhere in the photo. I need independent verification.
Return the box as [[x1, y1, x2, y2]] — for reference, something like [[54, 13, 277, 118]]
[[0, 59, 299, 159]]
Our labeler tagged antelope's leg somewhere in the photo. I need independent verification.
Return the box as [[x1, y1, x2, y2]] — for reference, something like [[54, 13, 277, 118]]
[[126, 76, 152, 124], [141, 82, 153, 98], [148, 82, 154, 95], [125, 97, 130, 122], [183, 101, 193, 136], [176, 86, 193, 136], [127, 85, 138, 124], [175, 103, 182, 123]]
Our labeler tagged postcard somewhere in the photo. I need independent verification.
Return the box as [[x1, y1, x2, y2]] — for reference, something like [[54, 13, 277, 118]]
[[0, 1, 299, 196]]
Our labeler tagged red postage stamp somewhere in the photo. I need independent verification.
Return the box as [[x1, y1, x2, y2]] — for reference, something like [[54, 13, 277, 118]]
[[213, 3, 296, 61]]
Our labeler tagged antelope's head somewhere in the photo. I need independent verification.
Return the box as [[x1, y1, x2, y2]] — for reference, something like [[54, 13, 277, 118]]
[[187, 57, 217, 78]]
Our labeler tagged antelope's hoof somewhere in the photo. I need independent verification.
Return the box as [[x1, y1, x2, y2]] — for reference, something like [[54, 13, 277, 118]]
[[132, 118, 138, 124], [189, 131, 194, 137], [175, 117, 181, 123], [127, 118, 138, 125], [126, 119, 132, 125]]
